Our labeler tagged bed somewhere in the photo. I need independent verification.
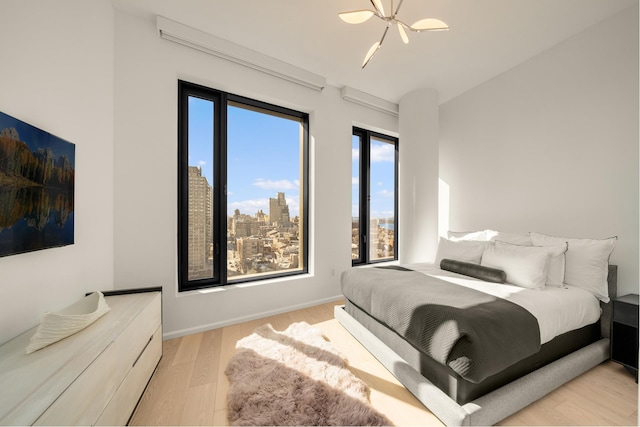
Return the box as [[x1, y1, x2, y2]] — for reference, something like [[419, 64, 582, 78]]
[[336, 230, 618, 426]]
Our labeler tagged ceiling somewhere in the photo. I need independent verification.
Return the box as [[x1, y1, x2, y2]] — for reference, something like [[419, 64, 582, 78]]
[[111, 0, 638, 104]]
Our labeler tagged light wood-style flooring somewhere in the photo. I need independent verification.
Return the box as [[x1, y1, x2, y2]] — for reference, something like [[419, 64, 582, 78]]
[[130, 300, 638, 426]]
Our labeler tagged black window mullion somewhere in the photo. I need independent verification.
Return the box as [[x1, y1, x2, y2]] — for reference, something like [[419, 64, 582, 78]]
[[351, 129, 367, 266], [393, 137, 399, 261], [352, 128, 369, 266], [178, 80, 224, 291], [301, 118, 310, 274], [352, 126, 398, 266], [177, 82, 189, 288], [362, 132, 370, 264], [216, 92, 227, 285]]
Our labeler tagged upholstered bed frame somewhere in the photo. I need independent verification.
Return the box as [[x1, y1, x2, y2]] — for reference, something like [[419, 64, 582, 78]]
[[335, 265, 617, 426]]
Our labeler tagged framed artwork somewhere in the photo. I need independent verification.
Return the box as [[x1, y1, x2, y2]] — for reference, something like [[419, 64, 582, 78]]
[[0, 111, 75, 257]]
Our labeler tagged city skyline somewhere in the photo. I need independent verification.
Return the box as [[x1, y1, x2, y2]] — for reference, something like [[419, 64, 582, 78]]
[[187, 164, 303, 281]]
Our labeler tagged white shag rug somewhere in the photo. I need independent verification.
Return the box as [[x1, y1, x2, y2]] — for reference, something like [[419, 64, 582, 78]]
[[225, 322, 392, 426]]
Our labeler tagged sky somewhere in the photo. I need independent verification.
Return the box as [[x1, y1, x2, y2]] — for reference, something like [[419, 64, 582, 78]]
[[188, 96, 395, 221], [188, 97, 302, 217], [352, 135, 396, 220]]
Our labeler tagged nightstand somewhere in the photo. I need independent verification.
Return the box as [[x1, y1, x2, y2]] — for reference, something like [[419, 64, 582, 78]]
[[611, 294, 638, 381]]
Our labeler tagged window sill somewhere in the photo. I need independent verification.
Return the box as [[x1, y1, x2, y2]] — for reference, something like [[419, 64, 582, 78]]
[[352, 260, 399, 269], [176, 272, 313, 297]]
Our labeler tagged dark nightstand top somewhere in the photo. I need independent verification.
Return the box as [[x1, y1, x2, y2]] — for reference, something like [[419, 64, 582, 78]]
[[615, 294, 639, 305]]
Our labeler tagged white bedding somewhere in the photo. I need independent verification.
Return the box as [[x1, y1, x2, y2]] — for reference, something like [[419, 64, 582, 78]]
[[404, 262, 602, 344]]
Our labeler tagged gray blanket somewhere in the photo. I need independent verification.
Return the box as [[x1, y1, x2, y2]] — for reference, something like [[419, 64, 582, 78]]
[[341, 267, 541, 383]]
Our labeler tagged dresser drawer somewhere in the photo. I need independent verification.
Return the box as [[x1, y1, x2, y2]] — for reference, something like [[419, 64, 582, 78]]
[[34, 293, 161, 426], [96, 324, 162, 425]]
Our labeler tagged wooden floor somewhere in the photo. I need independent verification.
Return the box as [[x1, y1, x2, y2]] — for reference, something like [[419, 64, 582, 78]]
[[130, 300, 638, 426]]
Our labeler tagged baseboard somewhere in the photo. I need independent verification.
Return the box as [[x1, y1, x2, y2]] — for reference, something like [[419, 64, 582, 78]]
[[163, 294, 344, 340]]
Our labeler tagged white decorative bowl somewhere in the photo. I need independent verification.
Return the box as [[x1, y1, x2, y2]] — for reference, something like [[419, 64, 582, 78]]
[[26, 292, 111, 354]]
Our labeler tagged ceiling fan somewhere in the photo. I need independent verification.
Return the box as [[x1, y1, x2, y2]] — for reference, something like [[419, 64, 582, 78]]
[[338, 0, 449, 68]]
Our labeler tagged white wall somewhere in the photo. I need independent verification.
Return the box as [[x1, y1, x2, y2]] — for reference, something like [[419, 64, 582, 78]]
[[399, 89, 440, 263], [440, 5, 639, 296], [112, 11, 398, 338], [2, 2, 635, 345], [0, 1, 115, 344]]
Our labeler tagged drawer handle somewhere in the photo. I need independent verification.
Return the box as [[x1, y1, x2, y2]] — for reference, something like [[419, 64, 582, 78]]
[[133, 335, 153, 367]]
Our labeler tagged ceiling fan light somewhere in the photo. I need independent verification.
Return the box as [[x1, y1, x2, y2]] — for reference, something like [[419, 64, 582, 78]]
[[410, 18, 449, 32], [397, 23, 409, 44], [338, 10, 375, 24], [371, 0, 385, 16], [362, 41, 381, 68]]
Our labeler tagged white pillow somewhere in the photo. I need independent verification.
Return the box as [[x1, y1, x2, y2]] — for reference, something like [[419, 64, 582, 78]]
[[530, 232, 616, 302], [435, 238, 490, 265], [487, 230, 533, 246], [448, 229, 532, 246], [447, 230, 491, 241], [493, 240, 567, 286], [540, 243, 568, 286], [481, 241, 554, 289]]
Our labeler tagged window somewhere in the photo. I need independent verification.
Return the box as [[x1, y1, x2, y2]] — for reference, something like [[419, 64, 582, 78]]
[[352, 127, 398, 265], [178, 81, 309, 291]]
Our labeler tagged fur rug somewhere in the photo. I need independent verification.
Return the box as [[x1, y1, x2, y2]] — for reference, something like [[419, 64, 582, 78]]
[[225, 322, 392, 426]]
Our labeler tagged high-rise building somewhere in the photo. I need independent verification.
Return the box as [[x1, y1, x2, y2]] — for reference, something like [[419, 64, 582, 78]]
[[269, 192, 290, 227], [231, 208, 261, 238], [188, 166, 213, 280], [237, 236, 262, 273], [255, 209, 268, 223]]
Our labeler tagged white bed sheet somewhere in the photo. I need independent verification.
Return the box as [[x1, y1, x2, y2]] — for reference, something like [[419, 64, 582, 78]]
[[404, 262, 601, 344]]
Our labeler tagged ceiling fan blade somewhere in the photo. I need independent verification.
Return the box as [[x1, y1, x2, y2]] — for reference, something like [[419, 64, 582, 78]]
[[362, 27, 389, 68], [397, 22, 409, 44], [338, 9, 375, 24], [370, 0, 385, 16], [410, 18, 449, 32]]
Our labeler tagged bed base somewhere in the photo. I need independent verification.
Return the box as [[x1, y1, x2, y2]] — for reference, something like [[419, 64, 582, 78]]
[[335, 305, 609, 426]]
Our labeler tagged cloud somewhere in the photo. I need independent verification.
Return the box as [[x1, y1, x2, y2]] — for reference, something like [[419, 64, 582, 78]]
[[370, 143, 394, 162], [198, 160, 207, 166], [352, 176, 359, 186], [353, 143, 393, 162], [228, 198, 269, 216], [253, 178, 298, 190], [376, 189, 394, 198], [228, 195, 301, 217]]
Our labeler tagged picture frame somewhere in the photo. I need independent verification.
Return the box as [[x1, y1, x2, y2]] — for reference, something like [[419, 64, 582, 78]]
[[0, 111, 75, 257]]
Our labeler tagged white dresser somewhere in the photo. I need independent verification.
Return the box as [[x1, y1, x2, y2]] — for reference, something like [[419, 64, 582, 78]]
[[0, 290, 162, 426]]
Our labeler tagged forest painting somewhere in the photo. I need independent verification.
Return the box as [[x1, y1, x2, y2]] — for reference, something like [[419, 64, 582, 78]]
[[0, 111, 75, 257]]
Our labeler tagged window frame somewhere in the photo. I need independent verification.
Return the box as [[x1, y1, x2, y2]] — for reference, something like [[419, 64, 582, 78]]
[[352, 127, 399, 266], [178, 80, 309, 292]]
